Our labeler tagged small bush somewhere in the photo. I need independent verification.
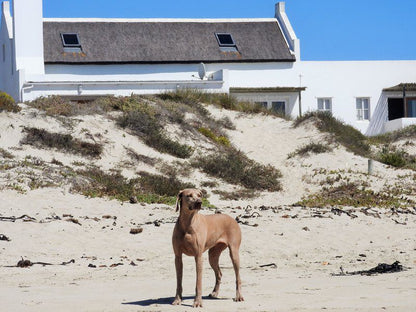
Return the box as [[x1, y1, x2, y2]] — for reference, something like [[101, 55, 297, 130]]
[[294, 111, 370, 157], [377, 145, 416, 169], [295, 182, 415, 208], [192, 148, 282, 191], [0, 91, 20, 113], [21, 127, 102, 158], [73, 167, 195, 204], [117, 104, 193, 158], [198, 127, 231, 147], [288, 142, 332, 159], [0, 147, 14, 159], [369, 125, 416, 145]]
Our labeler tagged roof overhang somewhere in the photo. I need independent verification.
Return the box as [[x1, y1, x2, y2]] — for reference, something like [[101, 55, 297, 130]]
[[229, 87, 306, 93], [383, 83, 416, 92]]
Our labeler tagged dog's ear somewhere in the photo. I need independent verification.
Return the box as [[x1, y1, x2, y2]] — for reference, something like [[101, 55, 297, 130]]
[[175, 190, 184, 212]]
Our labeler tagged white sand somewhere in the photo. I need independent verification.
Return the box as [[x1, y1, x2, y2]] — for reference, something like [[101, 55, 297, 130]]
[[0, 105, 415, 311]]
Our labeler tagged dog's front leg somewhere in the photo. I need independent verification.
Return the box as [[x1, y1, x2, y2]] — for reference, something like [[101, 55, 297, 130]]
[[193, 254, 203, 308], [172, 254, 183, 305]]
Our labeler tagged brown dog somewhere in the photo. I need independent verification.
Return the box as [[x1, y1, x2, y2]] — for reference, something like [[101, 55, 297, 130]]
[[172, 189, 244, 308]]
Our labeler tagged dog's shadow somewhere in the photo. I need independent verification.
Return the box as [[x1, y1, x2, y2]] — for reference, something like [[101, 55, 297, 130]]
[[123, 295, 227, 307]]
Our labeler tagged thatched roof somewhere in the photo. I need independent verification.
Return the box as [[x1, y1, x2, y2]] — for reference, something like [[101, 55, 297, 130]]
[[383, 83, 416, 92], [43, 19, 296, 64]]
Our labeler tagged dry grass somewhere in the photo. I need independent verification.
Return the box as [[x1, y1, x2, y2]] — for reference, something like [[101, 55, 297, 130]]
[[0, 91, 20, 113], [192, 148, 282, 192], [21, 127, 103, 158]]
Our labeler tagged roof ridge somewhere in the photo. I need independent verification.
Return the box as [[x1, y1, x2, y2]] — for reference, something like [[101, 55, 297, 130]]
[[43, 17, 277, 23]]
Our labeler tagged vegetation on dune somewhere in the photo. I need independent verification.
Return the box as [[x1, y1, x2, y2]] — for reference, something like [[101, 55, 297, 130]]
[[0, 91, 20, 113], [72, 167, 196, 205], [288, 142, 333, 159], [21, 127, 103, 158], [192, 148, 282, 192], [296, 181, 415, 209], [294, 111, 370, 157]]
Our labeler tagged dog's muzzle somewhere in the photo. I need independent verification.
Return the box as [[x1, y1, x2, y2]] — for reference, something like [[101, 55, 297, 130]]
[[190, 200, 202, 210]]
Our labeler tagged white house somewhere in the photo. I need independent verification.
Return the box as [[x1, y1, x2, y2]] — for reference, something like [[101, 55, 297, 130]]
[[1, 0, 416, 135]]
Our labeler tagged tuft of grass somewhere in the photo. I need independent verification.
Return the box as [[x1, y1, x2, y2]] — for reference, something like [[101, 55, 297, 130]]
[[368, 125, 416, 145], [117, 102, 193, 158], [26, 95, 114, 116], [0, 91, 20, 113], [213, 188, 258, 200], [192, 148, 282, 191], [73, 167, 196, 204], [294, 111, 370, 157], [377, 145, 416, 170], [295, 182, 415, 208], [0, 147, 14, 159], [198, 127, 231, 147], [288, 142, 332, 159], [21, 127, 103, 158]]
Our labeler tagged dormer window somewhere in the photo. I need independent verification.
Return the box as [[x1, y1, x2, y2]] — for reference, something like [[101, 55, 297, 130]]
[[61, 33, 82, 52], [215, 33, 238, 52]]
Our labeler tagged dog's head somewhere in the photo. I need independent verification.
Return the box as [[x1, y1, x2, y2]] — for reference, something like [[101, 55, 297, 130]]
[[176, 189, 203, 212]]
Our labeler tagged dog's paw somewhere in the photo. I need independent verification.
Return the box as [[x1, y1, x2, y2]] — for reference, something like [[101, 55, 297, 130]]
[[172, 297, 182, 305], [193, 298, 203, 308], [234, 294, 244, 302]]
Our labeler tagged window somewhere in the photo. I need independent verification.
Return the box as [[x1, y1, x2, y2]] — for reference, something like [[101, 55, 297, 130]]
[[356, 98, 370, 120], [215, 33, 235, 47], [407, 98, 416, 118], [317, 98, 332, 112], [215, 33, 238, 52], [272, 101, 285, 114], [255, 101, 268, 109], [61, 33, 81, 47]]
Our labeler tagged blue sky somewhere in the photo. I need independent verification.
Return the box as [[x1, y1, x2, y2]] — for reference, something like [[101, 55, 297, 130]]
[[9, 0, 416, 60]]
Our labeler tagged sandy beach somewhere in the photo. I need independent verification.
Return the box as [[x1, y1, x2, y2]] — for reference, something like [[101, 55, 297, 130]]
[[1, 103, 415, 311]]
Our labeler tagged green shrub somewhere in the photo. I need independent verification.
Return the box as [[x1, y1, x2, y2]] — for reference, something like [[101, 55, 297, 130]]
[[0, 91, 20, 113], [73, 167, 195, 204], [288, 142, 332, 159], [21, 127, 102, 158], [198, 127, 231, 147], [294, 111, 370, 156], [376, 146, 416, 169], [117, 104, 193, 158], [192, 148, 282, 191], [295, 182, 414, 208], [369, 125, 416, 145]]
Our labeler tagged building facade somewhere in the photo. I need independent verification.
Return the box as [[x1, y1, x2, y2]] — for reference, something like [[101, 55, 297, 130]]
[[1, 0, 415, 135]]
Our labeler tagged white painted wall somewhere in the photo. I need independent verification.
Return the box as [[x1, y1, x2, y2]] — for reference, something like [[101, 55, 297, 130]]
[[297, 60, 416, 133], [0, 1, 20, 100], [12, 0, 44, 75]]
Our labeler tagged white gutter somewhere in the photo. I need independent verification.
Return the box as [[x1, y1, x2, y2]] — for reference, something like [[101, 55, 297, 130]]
[[24, 80, 224, 86], [20, 84, 33, 101]]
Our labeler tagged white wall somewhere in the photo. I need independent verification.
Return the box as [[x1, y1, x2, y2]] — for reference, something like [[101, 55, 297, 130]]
[[297, 60, 416, 133], [12, 0, 44, 75]]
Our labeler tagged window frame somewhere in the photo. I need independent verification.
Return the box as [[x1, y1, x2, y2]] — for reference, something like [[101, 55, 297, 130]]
[[215, 33, 236, 47], [60, 33, 81, 48], [356, 97, 370, 121], [317, 97, 332, 112]]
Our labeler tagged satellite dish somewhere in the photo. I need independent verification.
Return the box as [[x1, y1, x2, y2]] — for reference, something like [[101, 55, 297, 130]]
[[198, 62, 206, 80]]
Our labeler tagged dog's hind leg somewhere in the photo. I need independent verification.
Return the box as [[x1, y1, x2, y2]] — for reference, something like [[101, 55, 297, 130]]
[[208, 243, 227, 298], [229, 245, 244, 302]]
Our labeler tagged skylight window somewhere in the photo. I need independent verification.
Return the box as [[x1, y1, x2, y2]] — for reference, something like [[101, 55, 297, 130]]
[[215, 33, 236, 47], [61, 33, 81, 47]]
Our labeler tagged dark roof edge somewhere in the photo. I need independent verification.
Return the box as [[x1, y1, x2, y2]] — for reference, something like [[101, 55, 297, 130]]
[[230, 87, 306, 93], [383, 83, 416, 92], [44, 58, 296, 65]]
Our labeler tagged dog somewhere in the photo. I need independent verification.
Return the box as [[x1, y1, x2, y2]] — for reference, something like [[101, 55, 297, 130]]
[[172, 188, 244, 308]]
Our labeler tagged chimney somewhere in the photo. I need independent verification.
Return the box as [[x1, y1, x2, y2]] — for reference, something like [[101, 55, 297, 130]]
[[275, 2, 300, 60], [12, 0, 45, 74]]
